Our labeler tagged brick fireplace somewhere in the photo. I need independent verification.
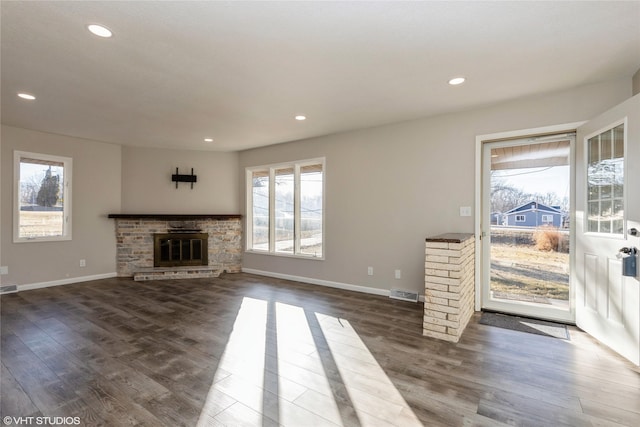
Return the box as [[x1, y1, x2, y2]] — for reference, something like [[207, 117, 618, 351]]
[[108, 214, 242, 279]]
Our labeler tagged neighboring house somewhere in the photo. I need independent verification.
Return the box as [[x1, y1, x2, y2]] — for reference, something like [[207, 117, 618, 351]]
[[490, 212, 503, 225], [502, 201, 563, 228]]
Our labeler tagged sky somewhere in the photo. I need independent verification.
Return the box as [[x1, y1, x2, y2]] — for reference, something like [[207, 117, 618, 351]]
[[492, 165, 570, 201], [21, 162, 63, 181]]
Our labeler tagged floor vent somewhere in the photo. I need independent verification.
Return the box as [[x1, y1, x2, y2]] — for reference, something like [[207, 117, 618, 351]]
[[389, 289, 419, 302], [0, 285, 18, 294]]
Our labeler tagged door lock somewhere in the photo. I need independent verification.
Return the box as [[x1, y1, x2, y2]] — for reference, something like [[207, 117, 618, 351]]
[[619, 247, 638, 277]]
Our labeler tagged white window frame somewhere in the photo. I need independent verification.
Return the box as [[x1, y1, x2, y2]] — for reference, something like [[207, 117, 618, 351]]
[[14, 151, 73, 243], [541, 214, 553, 223], [515, 215, 526, 222], [246, 157, 325, 259]]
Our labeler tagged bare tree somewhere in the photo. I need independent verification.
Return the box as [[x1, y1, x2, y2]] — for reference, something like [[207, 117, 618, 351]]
[[491, 182, 529, 213], [20, 174, 42, 205]]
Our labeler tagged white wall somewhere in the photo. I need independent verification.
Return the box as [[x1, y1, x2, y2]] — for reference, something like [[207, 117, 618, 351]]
[[0, 133, 241, 287], [1, 78, 633, 291], [1, 125, 122, 286], [121, 146, 240, 214], [239, 78, 632, 296]]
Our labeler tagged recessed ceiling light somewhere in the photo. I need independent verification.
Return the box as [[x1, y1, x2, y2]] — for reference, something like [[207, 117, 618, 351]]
[[448, 77, 466, 86], [204, 138, 214, 142], [17, 93, 36, 100], [87, 24, 113, 38], [295, 115, 306, 121]]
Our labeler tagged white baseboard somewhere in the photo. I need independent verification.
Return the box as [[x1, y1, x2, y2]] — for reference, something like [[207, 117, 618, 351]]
[[17, 272, 118, 292], [242, 268, 425, 302]]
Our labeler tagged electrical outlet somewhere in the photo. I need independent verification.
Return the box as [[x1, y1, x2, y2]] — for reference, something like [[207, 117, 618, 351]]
[[0, 266, 8, 275], [367, 266, 373, 276], [79, 259, 86, 268], [395, 269, 401, 279], [460, 206, 472, 217]]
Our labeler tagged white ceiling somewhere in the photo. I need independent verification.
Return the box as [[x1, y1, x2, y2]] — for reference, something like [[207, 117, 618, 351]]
[[2, 1, 639, 152]]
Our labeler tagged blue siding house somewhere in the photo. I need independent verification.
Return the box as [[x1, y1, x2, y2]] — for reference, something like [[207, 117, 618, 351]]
[[502, 202, 563, 228], [490, 212, 503, 225]]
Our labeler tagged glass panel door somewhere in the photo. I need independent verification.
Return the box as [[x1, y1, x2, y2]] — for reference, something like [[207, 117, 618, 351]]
[[482, 134, 574, 322]]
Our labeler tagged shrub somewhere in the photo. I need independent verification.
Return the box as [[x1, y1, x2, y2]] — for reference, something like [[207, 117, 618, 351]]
[[533, 226, 561, 252]]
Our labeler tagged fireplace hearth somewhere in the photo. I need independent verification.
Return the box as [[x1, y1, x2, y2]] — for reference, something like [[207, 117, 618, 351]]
[[154, 233, 208, 267]]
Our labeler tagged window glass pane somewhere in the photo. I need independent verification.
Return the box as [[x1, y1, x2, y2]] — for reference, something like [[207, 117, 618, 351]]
[[613, 157, 624, 198], [251, 170, 269, 250], [614, 124, 624, 158], [300, 164, 323, 257], [601, 200, 612, 219], [588, 183, 599, 200], [588, 201, 599, 224], [588, 136, 599, 164], [18, 158, 65, 239], [601, 129, 612, 160], [587, 200, 599, 232], [613, 220, 624, 235], [613, 199, 624, 221], [600, 200, 612, 233], [613, 197, 624, 234], [275, 168, 294, 253]]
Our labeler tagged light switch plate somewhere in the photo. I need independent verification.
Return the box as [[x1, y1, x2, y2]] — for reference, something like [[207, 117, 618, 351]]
[[460, 206, 472, 217]]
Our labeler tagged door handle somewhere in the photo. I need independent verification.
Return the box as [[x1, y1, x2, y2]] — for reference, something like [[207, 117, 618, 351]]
[[619, 247, 638, 255]]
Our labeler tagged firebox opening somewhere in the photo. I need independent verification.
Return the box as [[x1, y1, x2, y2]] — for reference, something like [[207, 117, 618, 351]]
[[154, 233, 208, 267]]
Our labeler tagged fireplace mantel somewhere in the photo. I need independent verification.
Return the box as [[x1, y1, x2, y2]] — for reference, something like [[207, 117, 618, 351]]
[[108, 214, 242, 220]]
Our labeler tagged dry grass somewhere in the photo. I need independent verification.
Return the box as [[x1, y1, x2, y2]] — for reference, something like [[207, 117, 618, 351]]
[[19, 211, 63, 238], [490, 242, 569, 300], [533, 226, 562, 251]]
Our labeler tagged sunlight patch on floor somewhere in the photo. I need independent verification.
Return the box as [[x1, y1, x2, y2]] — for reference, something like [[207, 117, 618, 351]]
[[198, 297, 421, 426], [197, 297, 268, 426], [316, 313, 423, 426]]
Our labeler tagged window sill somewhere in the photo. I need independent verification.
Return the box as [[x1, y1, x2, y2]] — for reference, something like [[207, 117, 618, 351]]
[[245, 249, 324, 261], [14, 235, 72, 243]]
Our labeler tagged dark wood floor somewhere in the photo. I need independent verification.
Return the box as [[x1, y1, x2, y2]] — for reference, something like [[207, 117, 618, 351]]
[[1, 273, 639, 426]]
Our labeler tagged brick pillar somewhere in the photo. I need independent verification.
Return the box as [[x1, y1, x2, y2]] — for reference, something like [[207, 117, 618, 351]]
[[423, 233, 475, 343]]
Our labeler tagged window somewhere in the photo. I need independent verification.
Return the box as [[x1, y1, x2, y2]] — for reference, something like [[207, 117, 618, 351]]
[[515, 215, 526, 222], [541, 215, 553, 223], [14, 151, 72, 242], [247, 158, 324, 258], [586, 123, 624, 234]]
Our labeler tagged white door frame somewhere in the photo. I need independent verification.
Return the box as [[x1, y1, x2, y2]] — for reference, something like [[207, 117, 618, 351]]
[[474, 122, 585, 320]]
